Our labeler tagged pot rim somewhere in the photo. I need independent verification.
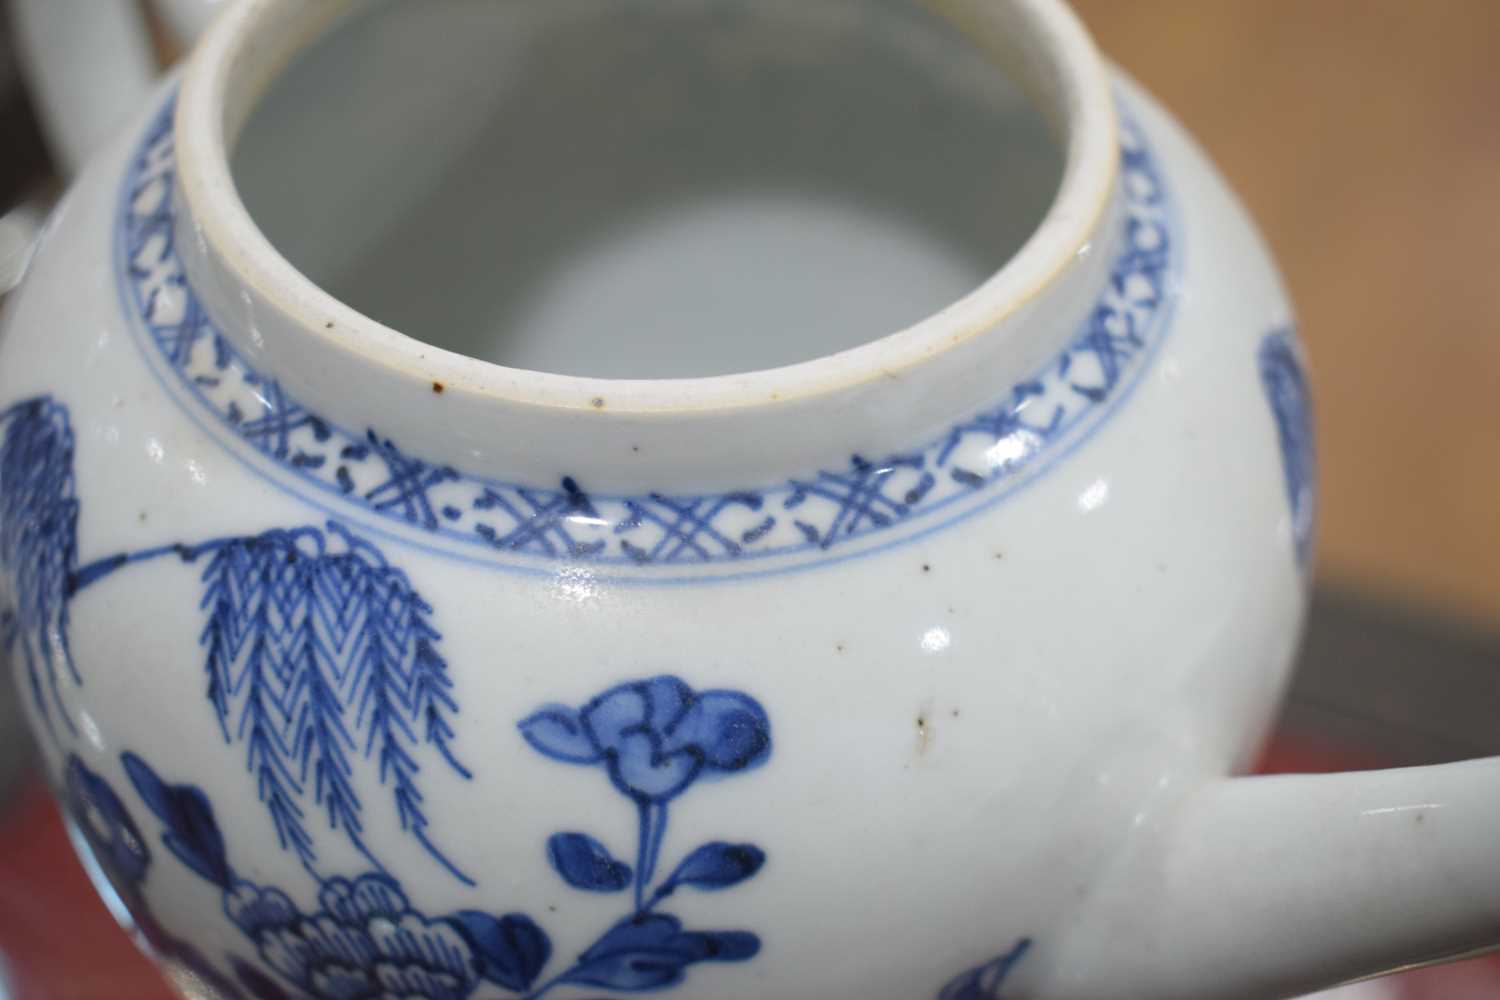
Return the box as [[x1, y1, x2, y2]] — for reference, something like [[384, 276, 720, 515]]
[[173, 0, 1118, 416]]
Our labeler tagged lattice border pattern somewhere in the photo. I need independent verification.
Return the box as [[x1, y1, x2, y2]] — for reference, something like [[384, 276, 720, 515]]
[[116, 97, 1175, 568]]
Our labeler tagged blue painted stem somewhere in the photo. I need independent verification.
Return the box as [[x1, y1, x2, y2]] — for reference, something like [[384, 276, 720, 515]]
[[68, 538, 235, 595], [526, 800, 675, 999], [644, 803, 668, 895], [634, 801, 652, 914], [632, 801, 670, 914]]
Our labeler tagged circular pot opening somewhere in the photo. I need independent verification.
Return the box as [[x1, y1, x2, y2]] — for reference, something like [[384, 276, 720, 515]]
[[228, 0, 1067, 379]]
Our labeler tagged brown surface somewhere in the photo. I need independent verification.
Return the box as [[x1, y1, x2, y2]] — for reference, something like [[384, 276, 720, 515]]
[[1074, 0, 1500, 626]]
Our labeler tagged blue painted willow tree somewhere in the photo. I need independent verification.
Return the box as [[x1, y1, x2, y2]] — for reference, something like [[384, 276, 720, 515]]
[[0, 395, 471, 882], [2, 395, 772, 999], [4, 392, 1007, 998]]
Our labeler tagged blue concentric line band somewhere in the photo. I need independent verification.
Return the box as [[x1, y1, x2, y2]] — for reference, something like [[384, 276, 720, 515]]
[[114, 95, 1178, 571]]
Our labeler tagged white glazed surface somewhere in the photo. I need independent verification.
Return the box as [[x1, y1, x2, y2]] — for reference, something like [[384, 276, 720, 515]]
[[10, 0, 223, 174], [11, 0, 160, 173], [0, 3, 1346, 999]]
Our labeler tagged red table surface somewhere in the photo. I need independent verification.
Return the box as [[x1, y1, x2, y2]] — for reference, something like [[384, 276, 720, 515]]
[[2, 740, 1497, 999]]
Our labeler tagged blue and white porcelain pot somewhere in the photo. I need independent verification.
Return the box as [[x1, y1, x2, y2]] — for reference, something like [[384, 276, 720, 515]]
[[2, 2, 1485, 998]]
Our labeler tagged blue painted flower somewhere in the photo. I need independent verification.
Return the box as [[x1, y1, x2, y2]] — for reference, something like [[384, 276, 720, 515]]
[[226, 874, 481, 1000], [64, 755, 150, 896], [519, 676, 771, 804]]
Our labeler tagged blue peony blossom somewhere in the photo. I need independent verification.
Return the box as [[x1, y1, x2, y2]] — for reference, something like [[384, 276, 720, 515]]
[[226, 873, 481, 1000], [519, 675, 771, 804]]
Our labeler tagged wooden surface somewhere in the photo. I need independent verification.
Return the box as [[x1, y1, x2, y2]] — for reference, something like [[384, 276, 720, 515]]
[[1074, 1, 1500, 626]]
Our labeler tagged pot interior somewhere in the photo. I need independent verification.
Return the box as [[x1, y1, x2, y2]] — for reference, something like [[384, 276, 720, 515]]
[[232, 0, 1063, 379]]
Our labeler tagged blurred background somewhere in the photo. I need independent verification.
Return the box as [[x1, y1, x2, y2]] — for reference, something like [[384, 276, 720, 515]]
[[0, 1, 1497, 997], [1075, 0, 1500, 778]]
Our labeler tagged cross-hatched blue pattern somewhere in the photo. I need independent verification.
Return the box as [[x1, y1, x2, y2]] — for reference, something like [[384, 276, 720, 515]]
[[116, 95, 1177, 568]]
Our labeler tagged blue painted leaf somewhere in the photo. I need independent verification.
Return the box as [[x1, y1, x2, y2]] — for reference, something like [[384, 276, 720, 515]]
[[121, 752, 172, 824], [448, 910, 551, 992], [938, 938, 1033, 1000], [121, 752, 231, 888], [547, 832, 632, 892], [940, 968, 988, 1000], [561, 914, 760, 991], [661, 842, 764, 894], [232, 955, 291, 1000], [671, 929, 760, 962], [64, 756, 150, 886], [561, 915, 688, 991], [519, 705, 600, 763]]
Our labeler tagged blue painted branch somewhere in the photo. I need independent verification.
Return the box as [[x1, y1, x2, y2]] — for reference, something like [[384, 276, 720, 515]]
[[68, 537, 236, 595]]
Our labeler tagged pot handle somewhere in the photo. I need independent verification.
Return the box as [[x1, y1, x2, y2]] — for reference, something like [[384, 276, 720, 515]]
[[10, 0, 218, 175]]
